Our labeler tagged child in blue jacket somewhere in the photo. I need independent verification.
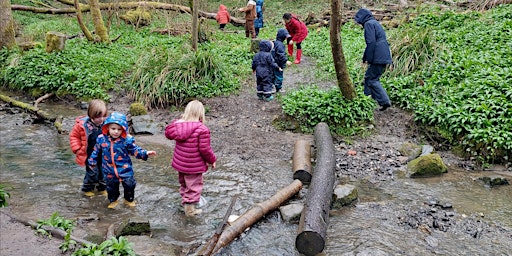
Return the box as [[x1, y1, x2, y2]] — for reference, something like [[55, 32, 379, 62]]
[[252, 40, 282, 101], [272, 28, 290, 93], [88, 112, 157, 209]]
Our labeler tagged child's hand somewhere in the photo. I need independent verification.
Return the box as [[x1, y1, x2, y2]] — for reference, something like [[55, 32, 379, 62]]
[[278, 68, 283, 72], [288, 40, 294, 45], [147, 151, 157, 156], [211, 162, 216, 169]]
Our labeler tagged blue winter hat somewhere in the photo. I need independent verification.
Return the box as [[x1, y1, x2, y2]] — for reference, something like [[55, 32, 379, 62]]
[[102, 112, 128, 138]]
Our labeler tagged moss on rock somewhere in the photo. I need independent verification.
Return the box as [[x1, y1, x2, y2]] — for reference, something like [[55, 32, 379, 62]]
[[408, 153, 448, 178], [129, 103, 147, 116]]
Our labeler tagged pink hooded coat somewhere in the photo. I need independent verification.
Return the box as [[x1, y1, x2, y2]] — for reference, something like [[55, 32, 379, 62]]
[[216, 4, 231, 25], [165, 120, 216, 174]]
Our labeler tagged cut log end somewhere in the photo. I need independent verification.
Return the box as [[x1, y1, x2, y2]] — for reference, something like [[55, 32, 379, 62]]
[[293, 170, 312, 184], [295, 231, 325, 256]]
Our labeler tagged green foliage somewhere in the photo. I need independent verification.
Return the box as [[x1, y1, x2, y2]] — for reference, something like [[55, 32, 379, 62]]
[[72, 237, 136, 256], [386, 5, 512, 163], [128, 43, 240, 108], [281, 86, 375, 135], [0, 184, 11, 207], [36, 212, 75, 238]]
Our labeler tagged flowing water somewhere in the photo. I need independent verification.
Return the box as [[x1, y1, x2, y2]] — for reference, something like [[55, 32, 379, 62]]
[[1, 101, 511, 255]]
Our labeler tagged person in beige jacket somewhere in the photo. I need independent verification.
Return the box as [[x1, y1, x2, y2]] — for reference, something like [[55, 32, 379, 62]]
[[238, 0, 257, 38]]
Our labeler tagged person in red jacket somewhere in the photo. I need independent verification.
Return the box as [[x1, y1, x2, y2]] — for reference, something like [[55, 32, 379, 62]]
[[283, 13, 308, 64], [215, 4, 231, 31], [69, 99, 107, 197], [165, 100, 217, 217]]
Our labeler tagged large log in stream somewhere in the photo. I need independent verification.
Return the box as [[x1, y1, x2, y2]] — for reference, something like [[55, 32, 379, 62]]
[[295, 122, 336, 256], [210, 179, 303, 255], [292, 139, 312, 184]]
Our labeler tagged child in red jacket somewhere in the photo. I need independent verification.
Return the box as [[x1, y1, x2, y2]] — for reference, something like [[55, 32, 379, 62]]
[[165, 100, 217, 217], [69, 99, 107, 197], [216, 4, 231, 31], [283, 13, 309, 64]]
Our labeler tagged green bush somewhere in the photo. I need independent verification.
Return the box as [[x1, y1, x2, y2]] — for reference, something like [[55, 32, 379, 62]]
[[72, 237, 136, 256], [0, 184, 11, 207], [281, 86, 375, 135]]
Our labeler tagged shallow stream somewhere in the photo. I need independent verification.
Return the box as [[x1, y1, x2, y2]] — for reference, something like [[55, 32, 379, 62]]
[[1, 100, 511, 255]]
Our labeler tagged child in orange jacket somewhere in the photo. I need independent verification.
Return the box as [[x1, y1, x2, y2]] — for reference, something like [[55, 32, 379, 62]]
[[216, 4, 231, 31], [69, 99, 108, 197]]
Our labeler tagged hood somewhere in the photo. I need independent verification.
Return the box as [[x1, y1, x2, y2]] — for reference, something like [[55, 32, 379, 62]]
[[102, 112, 128, 138], [219, 4, 227, 12], [258, 40, 273, 52], [169, 121, 203, 141], [248, 0, 256, 6], [354, 8, 373, 25], [276, 28, 290, 42], [256, 0, 264, 5]]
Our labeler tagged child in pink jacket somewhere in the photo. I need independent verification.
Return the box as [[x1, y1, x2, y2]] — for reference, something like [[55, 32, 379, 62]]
[[165, 100, 217, 217], [216, 4, 231, 31]]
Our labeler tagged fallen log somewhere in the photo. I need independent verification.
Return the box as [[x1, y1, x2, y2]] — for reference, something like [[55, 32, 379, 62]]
[[292, 140, 312, 184], [12, 2, 246, 26], [197, 195, 237, 256], [211, 179, 303, 254], [0, 93, 66, 134], [0, 210, 93, 246], [295, 122, 336, 256]]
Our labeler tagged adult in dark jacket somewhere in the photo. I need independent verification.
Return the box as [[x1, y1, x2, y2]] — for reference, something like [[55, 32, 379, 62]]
[[254, 0, 264, 37], [252, 40, 282, 101], [272, 28, 290, 92], [354, 8, 392, 111]]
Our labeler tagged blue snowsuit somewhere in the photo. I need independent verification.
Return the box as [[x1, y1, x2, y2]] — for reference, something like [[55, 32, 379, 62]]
[[89, 112, 150, 203], [252, 40, 279, 99], [254, 0, 264, 37], [354, 8, 392, 107], [272, 28, 290, 92]]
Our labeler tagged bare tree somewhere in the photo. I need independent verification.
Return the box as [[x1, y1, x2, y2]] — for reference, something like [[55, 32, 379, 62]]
[[191, 0, 198, 50], [0, 0, 16, 49], [89, 0, 110, 42], [330, 0, 356, 100]]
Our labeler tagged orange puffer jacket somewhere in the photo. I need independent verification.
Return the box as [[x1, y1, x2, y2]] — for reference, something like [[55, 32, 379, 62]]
[[69, 116, 102, 166]]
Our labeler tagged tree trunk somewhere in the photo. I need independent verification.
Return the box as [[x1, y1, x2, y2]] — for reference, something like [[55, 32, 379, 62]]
[[0, 0, 16, 49], [295, 122, 336, 256], [74, 0, 94, 41], [330, 0, 356, 100], [211, 179, 303, 254], [89, 0, 109, 43], [293, 140, 312, 184], [191, 0, 198, 50]]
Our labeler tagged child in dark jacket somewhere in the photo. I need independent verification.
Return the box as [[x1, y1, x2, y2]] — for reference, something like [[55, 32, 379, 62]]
[[88, 112, 157, 209], [69, 99, 107, 197], [252, 40, 282, 101], [272, 28, 290, 93], [165, 100, 217, 217], [215, 4, 231, 31]]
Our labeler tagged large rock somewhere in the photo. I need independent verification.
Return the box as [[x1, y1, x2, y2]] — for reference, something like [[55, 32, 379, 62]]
[[478, 175, 509, 187], [117, 217, 151, 236], [279, 203, 303, 222], [408, 153, 448, 178], [131, 115, 159, 135], [331, 184, 358, 209]]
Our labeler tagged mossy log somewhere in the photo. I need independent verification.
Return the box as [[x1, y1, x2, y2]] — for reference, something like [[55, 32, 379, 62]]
[[296, 122, 336, 256], [292, 140, 312, 184], [0, 94, 66, 134]]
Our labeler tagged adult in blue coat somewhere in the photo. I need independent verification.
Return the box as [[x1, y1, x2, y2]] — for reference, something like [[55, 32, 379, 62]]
[[354, 8, 392, 111], [254, 0, 264, 37]]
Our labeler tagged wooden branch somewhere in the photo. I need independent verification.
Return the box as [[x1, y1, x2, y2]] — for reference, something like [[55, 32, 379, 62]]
[[197, 195, 237, 256], [292, 140, 312, 184], [33, 92, 54, 109], [295, 122, 336, 256], [12, 2, 246, 26], [0, 210, 94, 246], [211, 179, 303, 254]]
